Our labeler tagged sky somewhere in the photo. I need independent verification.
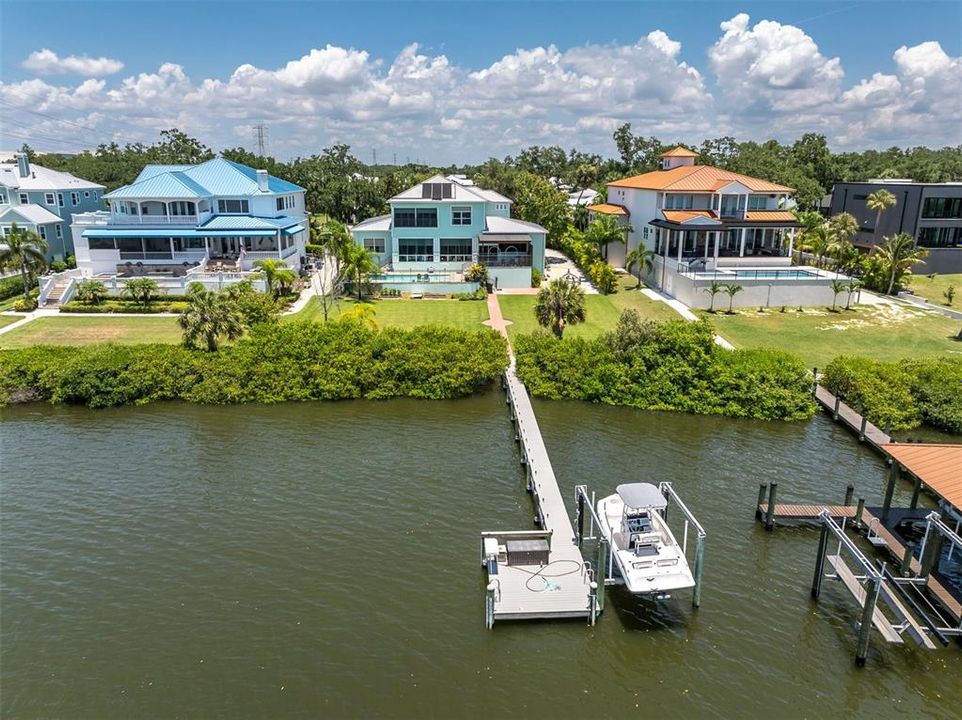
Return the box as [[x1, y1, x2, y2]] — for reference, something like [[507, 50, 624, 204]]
[[1, 1, 960, 164]]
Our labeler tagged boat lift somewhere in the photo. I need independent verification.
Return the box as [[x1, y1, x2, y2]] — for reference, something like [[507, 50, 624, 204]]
[[573, 482, 707, 610]]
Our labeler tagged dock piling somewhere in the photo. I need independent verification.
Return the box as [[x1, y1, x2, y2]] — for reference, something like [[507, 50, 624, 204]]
[[756, 483, 768, 519], [858, 408, 868, 442], [576, 490, 585, 548], [909, 475, 922, 509], [882, 464, 899, 519], [855, 498, 865, 528], [901, 541, 915, 577], [765, 482, 778, 531], [844, 484, 854, 506], [692, 535, 705, 608], [595, 538, 608, 612], [833, 395, 841, 420], [811, 522, 830, 599], [855, 576, 882, 667]]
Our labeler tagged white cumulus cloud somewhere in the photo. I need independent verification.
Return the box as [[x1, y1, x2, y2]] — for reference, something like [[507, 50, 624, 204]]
[[22, 49, 124, 77]]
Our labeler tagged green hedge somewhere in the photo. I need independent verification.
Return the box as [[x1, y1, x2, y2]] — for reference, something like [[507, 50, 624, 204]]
[[822, 356, 962, 433], [514, 315, 816, 421], [0, 275, 32, 301], [0, 321, 509, 408], [60, 300, 190, 314]]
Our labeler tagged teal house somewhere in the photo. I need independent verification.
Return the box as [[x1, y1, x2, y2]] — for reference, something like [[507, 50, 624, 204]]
[[0, 153, 105, 261], [351, 174, 546, 289]]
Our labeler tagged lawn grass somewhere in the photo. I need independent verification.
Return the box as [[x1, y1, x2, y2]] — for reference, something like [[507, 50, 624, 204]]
[[500, 275, 682, 339], [0, 314, 25, 329], [285, 296, 489, 330], [0, 316, 182, 349], [906, 273, 962, 307], [699, 304, 962, 367]]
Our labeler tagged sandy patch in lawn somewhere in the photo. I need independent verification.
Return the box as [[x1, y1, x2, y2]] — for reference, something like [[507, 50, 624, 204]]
[[817, 302, 927, 331]]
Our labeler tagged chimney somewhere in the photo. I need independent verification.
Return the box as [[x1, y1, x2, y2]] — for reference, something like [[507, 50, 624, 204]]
[[256, 169, 269, 192], [15, 152, 29, 178]]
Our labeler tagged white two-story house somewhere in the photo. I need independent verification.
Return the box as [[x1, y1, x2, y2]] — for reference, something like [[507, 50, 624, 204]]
[[0, 153, 105, 261], [70, 158, 308, 278], [350, 174, 546, 289]]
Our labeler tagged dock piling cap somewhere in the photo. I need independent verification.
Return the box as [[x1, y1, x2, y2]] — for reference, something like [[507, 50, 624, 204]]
[[616, 483, 668, 510]]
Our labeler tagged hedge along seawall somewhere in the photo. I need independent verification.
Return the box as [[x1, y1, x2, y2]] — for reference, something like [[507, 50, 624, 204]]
[[0, 320, 509, 408]]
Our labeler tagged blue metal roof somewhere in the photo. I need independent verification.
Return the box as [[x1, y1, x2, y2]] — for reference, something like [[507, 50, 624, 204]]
[[106, 158, 305, 201], [282, 224, 305, 235], [201, 214, 302, 230], [83, 228, 276, 238]]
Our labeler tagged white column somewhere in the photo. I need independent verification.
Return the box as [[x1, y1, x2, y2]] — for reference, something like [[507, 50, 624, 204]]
[[676, 231, 683, 263], [703, 233, 710, 260], [788, 228, 795, 259], [713, 231, 720, 262], [739, 228, 747, 257]]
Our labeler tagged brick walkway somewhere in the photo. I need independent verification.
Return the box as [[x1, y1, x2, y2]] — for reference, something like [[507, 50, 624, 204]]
[[483, 292, 512, 348]]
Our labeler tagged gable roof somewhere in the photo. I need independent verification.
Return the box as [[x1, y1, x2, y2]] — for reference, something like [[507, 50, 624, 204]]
[[200, 214, 303, 230], [107, 158, 304, 200], [391, 174, 512, 204], [0, 204, 63, 225], [0, 162, 104, 191], [609, 165, 794, 193], [660, 146, 699, 158], [661, 210, 722, 225], [587, 203, 628, 216], [484, 216, 547, 234]]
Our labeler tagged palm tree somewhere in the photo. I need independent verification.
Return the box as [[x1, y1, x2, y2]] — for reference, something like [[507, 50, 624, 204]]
[[723, 283, 743, 313], [254, 258, 288, 295], [0, 222, 47, 300], [844, 279, 861, 310], [179, 287, 245, 352], [830, 279, 847, 311], [703, 280, 724, 312], [873, 233, 928, 295], [535, 277, 587, 338], [803, 224, 832, 269], [340, 243, 378, 300], [340, 302, 378, 330], [75, 279, 108, 305], [272, 267, 298, 296], [827, 212, 858, 270], [316, 218, 354, 261], [866, 189, 896, 241], [624, 245, 655, 288], [121, 277, 159, 305], [584, 215, 633, 261]]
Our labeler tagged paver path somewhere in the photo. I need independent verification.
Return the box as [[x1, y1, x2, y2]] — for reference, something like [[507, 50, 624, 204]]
[[483, 292, 512, 345]]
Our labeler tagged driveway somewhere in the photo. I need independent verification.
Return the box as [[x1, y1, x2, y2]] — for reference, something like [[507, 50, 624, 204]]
[[542, 248, 598, 294]]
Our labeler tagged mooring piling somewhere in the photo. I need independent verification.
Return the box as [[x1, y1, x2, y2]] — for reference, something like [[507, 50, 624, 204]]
[[765, 482, 778, 531], [844, 483, 855, 506], [811, 521, 830, 599]]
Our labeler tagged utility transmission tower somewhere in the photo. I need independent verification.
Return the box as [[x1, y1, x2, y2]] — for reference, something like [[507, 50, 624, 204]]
[[253, 124, 269, 157], [372, 148, 377, 166]]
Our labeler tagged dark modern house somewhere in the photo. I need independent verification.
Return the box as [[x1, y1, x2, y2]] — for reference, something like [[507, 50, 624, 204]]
[[828, 180, 962, 273]]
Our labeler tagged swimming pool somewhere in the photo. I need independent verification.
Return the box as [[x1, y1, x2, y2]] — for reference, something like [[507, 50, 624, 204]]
[[732, 268, 821, 280], [370, 273, 457, 283]]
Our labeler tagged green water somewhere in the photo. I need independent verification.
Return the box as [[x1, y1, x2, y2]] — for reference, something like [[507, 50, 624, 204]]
[[2, 395, 959, 718]]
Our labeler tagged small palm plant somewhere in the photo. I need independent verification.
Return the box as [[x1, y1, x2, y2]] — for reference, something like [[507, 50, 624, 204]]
[[75, 279, 108, 305], [723, 283, 743, 314], [121, 277, 158, 306], [340, 303, 378, 330], [535, 277, 587, 338], [845, 279, 862, 310], [254, 258, 288, 295], [0, 222, 47, 300], [340, 243, 379, 300], [830, 279, 847, 311], [179, 287, 244, 351], [584, 215, 633, 261], [943, 285, 955, 307], [874, 233, 928, 295], [704, 280, 724, 313], [625, 244, 655, 288]]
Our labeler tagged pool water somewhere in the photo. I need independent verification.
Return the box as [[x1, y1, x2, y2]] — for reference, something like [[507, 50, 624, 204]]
[[733, 268, 820, 280]]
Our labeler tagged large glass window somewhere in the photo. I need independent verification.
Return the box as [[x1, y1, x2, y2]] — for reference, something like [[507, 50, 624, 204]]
[[217, 199, 249, 214], [922, 197, 962, 219], [144, 237, 171, 255], [393, 208, 437, 228], [71, 192, 80, 206], [665, 194, 694, 210], [88, 237, 115, 250], [173, 237, 207, 251], [452, 207, 472, 225], [416, 209, 437, 227], [398, 238, 434, 262], [393, 209, 416, 227], [440, 238, 472, 261], [918, 227, 961, 248], [117, 238, 143, 254], [748, 195, 768, 210]]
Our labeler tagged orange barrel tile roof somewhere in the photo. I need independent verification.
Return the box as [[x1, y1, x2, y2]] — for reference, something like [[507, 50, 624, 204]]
[[661, 210, 720, 224], [586, 203, 628, 216], [609, 165, 795, 193], [660, 146, 700, 158]]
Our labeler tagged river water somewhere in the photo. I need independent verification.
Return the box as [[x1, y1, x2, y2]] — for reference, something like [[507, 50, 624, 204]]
[[2, 394, 959, 718]]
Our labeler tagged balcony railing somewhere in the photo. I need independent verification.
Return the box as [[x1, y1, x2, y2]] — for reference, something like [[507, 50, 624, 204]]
[[439, 253, 472, 262], [119, 251, 174, 260], [484, 253, 532, 268], [397, 253, 435, 262], [111, 214, 200, 225]]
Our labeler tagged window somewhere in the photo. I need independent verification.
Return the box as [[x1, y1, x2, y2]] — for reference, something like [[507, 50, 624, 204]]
[[398, 238, 434, 262], [918, 227, 961, 248], [173, 237, 206, 251], [39, 226, 46, 240], [922, 197, 962, 219], [393, 208, 437, 228], [169, 201, 195, 216], [58, 193, 64, 208], [144, 237, 170, 255], [852, 194, 868, 200], [363, 237, 385, 253], [0, 189, 6, 204], [748, 196, 768, 210], [275, 195, 295, 212], [45, 192, 56, 205], [665, 194, 694, 210], [19, 193, 28, 204], [452, 207, 472, 225], [84, 191, 90, 198], [217, 199, 249, 213], [89, 237, 115, 250], [440, 238, 472, 261], [55, 225, 63, 239], [71, 192, 80, 206]]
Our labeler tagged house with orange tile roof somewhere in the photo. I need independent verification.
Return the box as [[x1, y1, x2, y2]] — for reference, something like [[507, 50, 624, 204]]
[[588, 147, 848, 309]]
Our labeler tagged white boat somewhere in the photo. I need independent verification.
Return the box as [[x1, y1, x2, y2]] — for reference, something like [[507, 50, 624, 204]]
[[596, 483, 695, 597]]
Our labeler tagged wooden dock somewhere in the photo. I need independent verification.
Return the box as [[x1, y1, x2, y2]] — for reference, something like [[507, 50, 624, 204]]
[[814, 385, 891, 452], [482, 363, 595, 625], [756, 503, 857, 521]]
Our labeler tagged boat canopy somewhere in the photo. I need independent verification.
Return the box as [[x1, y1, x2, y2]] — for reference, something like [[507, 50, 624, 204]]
[[616, 483, 667, 510]]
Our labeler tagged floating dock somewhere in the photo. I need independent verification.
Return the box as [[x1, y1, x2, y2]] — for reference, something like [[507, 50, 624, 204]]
[[480, 363, 597, 626]]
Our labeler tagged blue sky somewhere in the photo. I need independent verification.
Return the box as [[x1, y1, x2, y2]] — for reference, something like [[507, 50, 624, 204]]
[[2, 1, 960, 162]]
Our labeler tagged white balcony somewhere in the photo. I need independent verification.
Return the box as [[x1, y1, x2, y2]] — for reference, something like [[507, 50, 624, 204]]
[[110, 213, 203, 225]]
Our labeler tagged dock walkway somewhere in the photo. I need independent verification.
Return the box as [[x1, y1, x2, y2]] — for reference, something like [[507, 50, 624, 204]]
[[814, 385, 891, 451], [487, 363, 595, 622]]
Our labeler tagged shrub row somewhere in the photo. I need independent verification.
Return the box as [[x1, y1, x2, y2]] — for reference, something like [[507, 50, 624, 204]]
[[514, 313, 816, 422], [0, 320, 509, 408], [0, 274, 31, 302], [822, 356, 962, 434], [60, 300, 190, 314]]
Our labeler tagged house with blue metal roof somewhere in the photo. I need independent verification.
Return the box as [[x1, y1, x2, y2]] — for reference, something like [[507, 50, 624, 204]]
[[350, 174, 546, 289], [70, 157, 307, 279]]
